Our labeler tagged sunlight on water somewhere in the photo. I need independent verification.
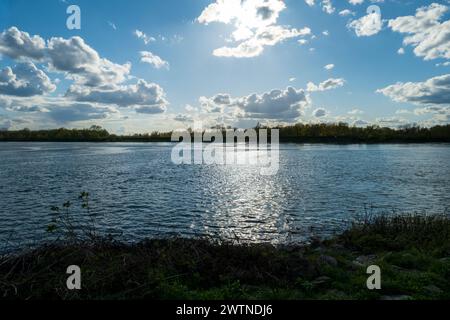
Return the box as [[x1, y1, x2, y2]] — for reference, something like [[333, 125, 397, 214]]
[[0, 142, 449, 250]]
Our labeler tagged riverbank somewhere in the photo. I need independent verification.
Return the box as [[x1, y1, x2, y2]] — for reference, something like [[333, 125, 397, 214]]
[[1, 124, 449, 143], [1, 214, 449, 300]]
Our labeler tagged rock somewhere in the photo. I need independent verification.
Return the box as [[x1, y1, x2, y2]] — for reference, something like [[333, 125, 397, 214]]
[[312, 276, 331, 286], [423, 285, 443, 295], [380, 295, 412, 301], [353, 255, 377, 267], [318, 255, 338, 267]]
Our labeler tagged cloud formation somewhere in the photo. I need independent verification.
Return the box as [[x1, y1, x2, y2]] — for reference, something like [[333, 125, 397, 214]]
[[0, 27, 169, 122], [0, 27, 46, 60], [66, 80, 168, 114], [348, 7, 383, 37], [0, 61, 56, 97], [140, 51, 169, 69], [377, 74, 450, 106], [198, 0, 311, 58], [388, 3, 450, 61], [307, 78, 345, 92], [199, 86, 309, 121], [47, 36, 131, 87]]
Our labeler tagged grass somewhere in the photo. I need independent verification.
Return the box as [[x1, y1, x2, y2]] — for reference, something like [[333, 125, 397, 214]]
[[1, 213, 450, 300]]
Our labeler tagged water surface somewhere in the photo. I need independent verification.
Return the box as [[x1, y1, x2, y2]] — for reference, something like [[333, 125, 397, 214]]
[[1, 142, 449, 250]]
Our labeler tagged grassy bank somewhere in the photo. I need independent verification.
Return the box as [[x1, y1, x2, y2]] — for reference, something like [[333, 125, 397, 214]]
[[1, 214, 450, 300]]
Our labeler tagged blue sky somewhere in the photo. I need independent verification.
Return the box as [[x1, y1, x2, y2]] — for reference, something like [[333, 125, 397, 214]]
[[0, 0, 449, 133]]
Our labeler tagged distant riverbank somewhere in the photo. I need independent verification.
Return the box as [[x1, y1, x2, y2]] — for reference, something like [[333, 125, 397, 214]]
[[1, 214, 449, 300], [1, 123, 450, 143]]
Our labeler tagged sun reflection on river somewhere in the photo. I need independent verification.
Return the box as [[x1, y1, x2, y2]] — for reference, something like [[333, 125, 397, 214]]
[[196, 144, 291, 243]]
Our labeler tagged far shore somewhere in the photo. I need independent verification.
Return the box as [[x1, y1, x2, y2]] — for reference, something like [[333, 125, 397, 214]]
[[1, 123, 449, 144]]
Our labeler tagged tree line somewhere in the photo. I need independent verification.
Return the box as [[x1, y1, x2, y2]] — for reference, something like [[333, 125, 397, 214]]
[[0, 123, 449, 143]]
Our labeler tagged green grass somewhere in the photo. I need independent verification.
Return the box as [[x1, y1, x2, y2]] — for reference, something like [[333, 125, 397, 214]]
[[1, 214, 450, 300]]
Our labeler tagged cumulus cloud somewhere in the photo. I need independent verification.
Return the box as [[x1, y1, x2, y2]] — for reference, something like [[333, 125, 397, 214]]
[[140, 51, 169, 69], [0, 28, 131, 88], [45, 103, 116, 123], [234, 86, 308, 120], [313, 108, 328, 117], [388, 3, 450, 61], [348, 7, 383, 37], [200, 86, 309, 121], [2, 95, 119, 124], [0, 61, 56, 97], [0, 27, 46, 60], [377, 74, 450, 105], [0, 27, 169, 118], [198, 0, 311, 58], [307, 78, 345, 92], [66, 79, 168, 114], [47, 37, 131, 87]]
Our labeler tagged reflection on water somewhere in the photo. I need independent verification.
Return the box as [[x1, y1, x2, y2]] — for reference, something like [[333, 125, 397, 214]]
[[0, 142, 449, 250]]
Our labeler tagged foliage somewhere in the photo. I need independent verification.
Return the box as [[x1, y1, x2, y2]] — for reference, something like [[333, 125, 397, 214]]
[[1, 123, 450, 143], [1, 212, 450, 300]]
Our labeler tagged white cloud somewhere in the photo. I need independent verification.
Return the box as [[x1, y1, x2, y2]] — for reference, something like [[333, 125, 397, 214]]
[[321, 0, 335, 14], [377, 74, 450, 105], [348, 0, 364, 5], [66, 79, 168, 114], [348, 9, 383, 36], [0, 27, 46, 60], [348, 109, 364, 115], [0, 27, 168, 118], [1, 96, 119, 124], [235, 86, 308, 120], [47, 36, 131, 87], [388, 3, 450, 61], [140, 51, 169, 69], [0, 61, 55, 97], [305, 0, 335, 14], [134, 30, 155, 45], [213, 25, 311, 58], [339, 9, 355, 17], [200, 86, 309, 121], [198, 0, 311, 58], [324, 64, 335, 70], [298, 39, 309, 45], [313, 108, 328, 117], [307, 78, 345, 92]]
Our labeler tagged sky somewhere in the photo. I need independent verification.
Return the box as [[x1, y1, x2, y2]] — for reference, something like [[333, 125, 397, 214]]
[[0, 0, 449, 133]]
